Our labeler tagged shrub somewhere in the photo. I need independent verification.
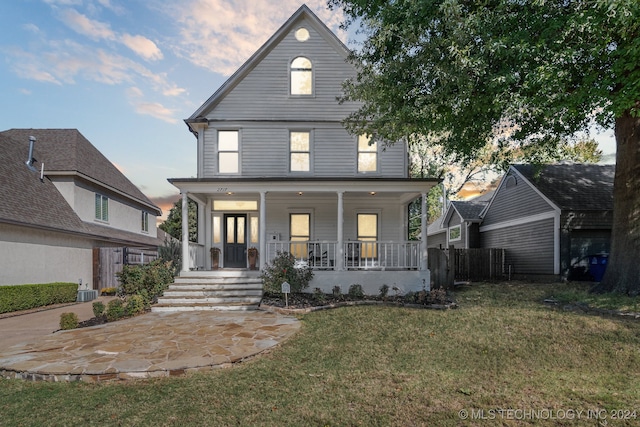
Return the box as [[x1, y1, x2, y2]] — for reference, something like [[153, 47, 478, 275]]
[[158, 237, 181, 276], [427, 287, 449, 305], [313, 287, 326, 303], [379, 284, 389, 300], [92, 301, 105, 318], [348, 284, 364, 299], [101, 287, 117, 296], [125, 294, 146, 316], [332, 285, 342, 299], [260, 251, 313, 294], [0, 283, 77, 314], [117, 260, 173, 305], [106, 299, 125, 322], [59, 312, 79, 330]]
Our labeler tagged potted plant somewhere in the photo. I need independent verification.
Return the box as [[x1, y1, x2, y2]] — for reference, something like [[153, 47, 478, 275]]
[[210, 247, 220, 270], [248, 247, 259, 270]]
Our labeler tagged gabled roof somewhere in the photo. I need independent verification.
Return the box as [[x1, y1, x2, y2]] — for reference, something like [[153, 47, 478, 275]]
[[449, 191, 495, 222], [428, 191, 494, 235], [185, 4, 350, 128], [0, 131, 162, 247], [1, 129, 160, 215], [511, 164, 614, 211]]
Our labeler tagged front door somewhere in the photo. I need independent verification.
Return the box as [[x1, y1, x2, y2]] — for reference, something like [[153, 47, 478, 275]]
[[224, 214, 247, 268]]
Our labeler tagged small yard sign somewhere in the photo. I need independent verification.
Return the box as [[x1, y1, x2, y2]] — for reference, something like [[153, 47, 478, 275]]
[[281, 281, 290, 307]]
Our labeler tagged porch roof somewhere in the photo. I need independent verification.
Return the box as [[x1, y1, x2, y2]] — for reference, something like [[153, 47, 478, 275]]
[[168, 177, 440, 202]]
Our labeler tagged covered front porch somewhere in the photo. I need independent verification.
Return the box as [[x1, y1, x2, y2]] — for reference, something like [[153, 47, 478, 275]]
[[171, 178, 437, 294]]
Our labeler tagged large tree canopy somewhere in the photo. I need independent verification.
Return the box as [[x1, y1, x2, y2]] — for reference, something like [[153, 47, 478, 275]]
[[330, 0, 640, 294]]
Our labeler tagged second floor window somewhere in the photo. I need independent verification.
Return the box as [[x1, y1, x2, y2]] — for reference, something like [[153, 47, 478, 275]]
[[290, 131, 310, 172], [141, 211, 149, 232], [218, 130, 239, 174], [95, 194, 108, 222], [358, 134, 377, 173], [290, 56, 312, 95]]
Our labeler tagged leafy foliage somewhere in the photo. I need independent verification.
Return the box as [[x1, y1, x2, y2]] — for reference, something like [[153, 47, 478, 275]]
[[59, 312, 79, 330], [159, 198, 198, 242], [105, 299, 125, 322], [158, 236, 181, 276], [260, 251, 313, 294], [116, 260, 174, 306], [92, 301, 105, 318], [0, 282, 77, 314], [330, 0, 640, 294]]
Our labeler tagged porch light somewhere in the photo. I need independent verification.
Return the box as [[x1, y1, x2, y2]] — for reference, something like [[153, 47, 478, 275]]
[[298, 192, 303, 196], [227, 192, 234, 195], [370, 192, 376, 196]]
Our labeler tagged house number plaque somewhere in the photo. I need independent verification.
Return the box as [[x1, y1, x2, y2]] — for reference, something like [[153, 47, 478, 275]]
[[281, 281, 290, 307]]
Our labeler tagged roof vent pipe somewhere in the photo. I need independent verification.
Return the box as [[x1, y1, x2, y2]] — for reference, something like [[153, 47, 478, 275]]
[[26, 136, 37, 171]]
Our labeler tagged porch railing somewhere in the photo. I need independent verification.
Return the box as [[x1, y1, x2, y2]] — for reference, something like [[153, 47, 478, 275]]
[[188, 242, 205, 270], [266, 241, 421, 270]]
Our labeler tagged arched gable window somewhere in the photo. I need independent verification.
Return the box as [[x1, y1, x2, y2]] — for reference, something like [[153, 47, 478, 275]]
[[290, 56, 312, 95]]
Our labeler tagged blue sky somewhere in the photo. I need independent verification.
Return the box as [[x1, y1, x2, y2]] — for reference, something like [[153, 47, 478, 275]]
[[0, 0, 616, 222], [0, 0, 348, 220]]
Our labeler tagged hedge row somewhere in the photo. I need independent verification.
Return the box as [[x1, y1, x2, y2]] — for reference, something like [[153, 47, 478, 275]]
[[0, 282, 78, 314]]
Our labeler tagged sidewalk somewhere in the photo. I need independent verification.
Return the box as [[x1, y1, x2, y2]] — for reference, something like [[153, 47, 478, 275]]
[[0, 297, 114, 348]]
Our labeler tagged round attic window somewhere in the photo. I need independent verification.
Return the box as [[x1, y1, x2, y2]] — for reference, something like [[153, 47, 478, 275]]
[[295, 27, 310, 42]]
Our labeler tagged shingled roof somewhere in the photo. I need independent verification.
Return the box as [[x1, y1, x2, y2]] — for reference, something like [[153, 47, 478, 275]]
[[450, 191, 495, 222], [1, 129, 160, 215], [0, 131, 162, 247], [512, 164, 614, 211]]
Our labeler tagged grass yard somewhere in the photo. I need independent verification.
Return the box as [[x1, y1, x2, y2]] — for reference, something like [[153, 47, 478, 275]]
[[1, 282, 639, 426]]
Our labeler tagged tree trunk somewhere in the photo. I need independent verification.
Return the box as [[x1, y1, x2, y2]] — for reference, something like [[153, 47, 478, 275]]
[[596, 110, 640, 295]]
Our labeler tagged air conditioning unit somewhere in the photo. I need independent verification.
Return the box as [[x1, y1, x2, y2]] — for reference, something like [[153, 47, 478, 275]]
[[77, 289, 98, 302]]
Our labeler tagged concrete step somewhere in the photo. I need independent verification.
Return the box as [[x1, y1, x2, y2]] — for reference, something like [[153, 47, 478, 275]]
[[163, 290, 263, 298], [151, 303, 259, 312], [158, 295, 263, 304], [167, 283, 262, 291], [173, 277, 262, 285]]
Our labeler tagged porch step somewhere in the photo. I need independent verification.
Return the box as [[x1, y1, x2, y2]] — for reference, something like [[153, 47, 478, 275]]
[[152, 272, 263, 312]]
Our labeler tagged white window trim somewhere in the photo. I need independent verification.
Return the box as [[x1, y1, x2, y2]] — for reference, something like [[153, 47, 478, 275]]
[[289, 209, 314, 240], [289, 129, 313, 174], [289, 56, 314, 97], [357, 135, 379, 174], [95, 193, 109, 223], [355, 209, 381, 241], [141, 211, 149, 233], [448, 225, 461, 242], [217, 129, 241, 175]]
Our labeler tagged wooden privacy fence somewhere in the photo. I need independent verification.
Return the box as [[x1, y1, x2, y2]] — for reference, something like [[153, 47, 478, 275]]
[[92, 247, 158, 291], [429, 247, 506, 288]]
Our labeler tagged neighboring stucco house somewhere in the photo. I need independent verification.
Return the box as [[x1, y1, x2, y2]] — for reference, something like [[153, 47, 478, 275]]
[[0, 129, 162, 288], [479, 163, 614, 280], [428, 191, 494, 250], [168, 5, 438, 300]]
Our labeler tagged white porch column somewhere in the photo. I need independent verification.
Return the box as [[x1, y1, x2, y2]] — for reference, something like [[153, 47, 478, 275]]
[[421, 193, 428, 271], [259, 191, 267, 271], [336, 191, 344, 271], [205, 198, 212, 269], [181, 192, 190, 273]]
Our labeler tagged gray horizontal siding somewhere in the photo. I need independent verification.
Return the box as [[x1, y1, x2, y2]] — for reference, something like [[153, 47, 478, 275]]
[[427, 231, 447, 249], [209, 18, 359, 121], [482, 171, 555, 226], [480, 218, 555, 275], [263, 194, 409, 242], [202, 123, 406, 178], [562, 210, 613, 230]]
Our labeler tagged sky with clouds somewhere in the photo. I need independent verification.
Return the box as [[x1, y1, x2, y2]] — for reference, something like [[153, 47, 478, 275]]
[[0, 0, 616, 223], [0, 0, 349, 220]]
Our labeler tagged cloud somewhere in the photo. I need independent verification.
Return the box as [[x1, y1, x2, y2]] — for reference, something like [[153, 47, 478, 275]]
[[127, 86, 179, 123], [163, 0, 346, 75], [59, 8, 115, 41], [121, 33, 163, 61], [56, 8, 164, 62]]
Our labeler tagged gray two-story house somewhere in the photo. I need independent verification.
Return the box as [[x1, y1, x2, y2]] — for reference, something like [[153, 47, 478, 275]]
[[166, 5, 438, 306]]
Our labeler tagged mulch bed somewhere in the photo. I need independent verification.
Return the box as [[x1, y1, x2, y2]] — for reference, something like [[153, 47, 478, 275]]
[[259, 293, 457, 314]]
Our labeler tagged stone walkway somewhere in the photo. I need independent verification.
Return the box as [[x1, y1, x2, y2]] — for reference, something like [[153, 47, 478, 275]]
[[0, 311, 300, 382]]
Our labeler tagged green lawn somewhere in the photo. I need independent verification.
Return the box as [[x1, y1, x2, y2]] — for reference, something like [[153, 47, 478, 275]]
[[1, 282, 639, 426]]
